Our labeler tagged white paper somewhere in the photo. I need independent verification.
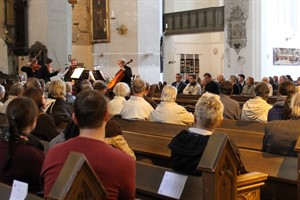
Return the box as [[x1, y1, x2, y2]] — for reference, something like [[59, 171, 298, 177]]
[[71, 67, 85, 79], [9, 180, 28, 200], [158, 171, 188, 199]]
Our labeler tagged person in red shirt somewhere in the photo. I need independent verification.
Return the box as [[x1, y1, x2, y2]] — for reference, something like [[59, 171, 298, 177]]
[[41, 90, 135, 200]]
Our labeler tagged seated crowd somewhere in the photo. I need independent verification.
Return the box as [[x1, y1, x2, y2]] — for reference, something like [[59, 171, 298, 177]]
[[0, 68, 300, 199]]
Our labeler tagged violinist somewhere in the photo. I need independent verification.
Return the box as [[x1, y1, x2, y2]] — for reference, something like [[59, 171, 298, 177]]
[[37, 58, 61, 83], [117, 58, 133, 87], [21, 58, 41, 79]]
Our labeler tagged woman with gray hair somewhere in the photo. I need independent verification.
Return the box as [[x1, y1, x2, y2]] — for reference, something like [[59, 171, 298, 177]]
[[149, 85, 194, 125], [168, 93, 224, 176], [108, 82, 130, 116], [263, 93, 300, 157]]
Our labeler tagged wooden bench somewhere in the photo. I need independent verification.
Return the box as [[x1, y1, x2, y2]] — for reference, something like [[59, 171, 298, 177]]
[[152, 94, 277, 112], [113, 118, 298, 199], [136, 132, 267, 200], [0, 182, 43, 200]]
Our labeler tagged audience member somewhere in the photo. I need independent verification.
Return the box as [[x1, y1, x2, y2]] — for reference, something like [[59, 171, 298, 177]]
[[0, 85, 5, 106], [268, 81, 296, 121], [241, 76, 256, 95], [168, 93, 226, 176], [23, 88, 60, 141], [46, 80, 72, 126], [0, 82, 24, 114], [171, 73, 186, 94], [108, 82, 130, 116], [120, 78, 154, 120], [279, 75, 287, 84], [65, 82, 75, 105], [42, 90, 135, 199], [183, 74, 201, 95], [0, 97, 44, 193], [93, 80, 108, 94], [241, 83, 272, 123], [263, 93, 300, 157], [49, 119, 136, 160], [216, 74, 225, 83], [219, 81, 242, 120], [262, 77, 273, 96], [269, 76, 278, 91], [143, 82, 157, 109], [229, 75, 242, 94], [286, 75, 294, 82], [273, 75, 279, 90], [203, 73, 220, 94], [149, 85, 194, 125], [238, 74, 246, 87]]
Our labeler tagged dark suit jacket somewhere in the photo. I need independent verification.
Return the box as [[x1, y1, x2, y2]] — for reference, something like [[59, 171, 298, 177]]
[[37, 65, 59, 83], [171, 81, 186, 94], [205, 81, 220, 94], [263, 117, 300, 157], [120, 65, 132, 87]]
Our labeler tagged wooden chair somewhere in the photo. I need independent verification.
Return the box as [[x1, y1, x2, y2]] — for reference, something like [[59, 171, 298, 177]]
[[46, 152, 107, 200]]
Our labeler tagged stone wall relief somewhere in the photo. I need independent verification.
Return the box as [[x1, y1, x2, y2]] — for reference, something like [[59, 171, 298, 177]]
[[226, 6, 248, 55]]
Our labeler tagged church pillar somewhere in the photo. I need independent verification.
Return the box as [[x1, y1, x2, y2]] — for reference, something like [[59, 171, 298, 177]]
[[27, 0, 72, 68], [224, 0, 262, 80]]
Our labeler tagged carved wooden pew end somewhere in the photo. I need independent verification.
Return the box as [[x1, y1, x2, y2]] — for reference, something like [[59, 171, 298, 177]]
[[47, 152, 107, 200], [198, 132, 268, 200]]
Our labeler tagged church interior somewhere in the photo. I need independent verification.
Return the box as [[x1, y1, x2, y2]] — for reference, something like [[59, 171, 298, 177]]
[[0, 0, 300, 200]]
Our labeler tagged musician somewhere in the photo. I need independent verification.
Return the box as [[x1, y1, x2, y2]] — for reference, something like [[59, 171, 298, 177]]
[[37, 58, 61, 83], [117, 58, 132, 87], [21, 58, 41, 79], [64, 59, 78, 82]]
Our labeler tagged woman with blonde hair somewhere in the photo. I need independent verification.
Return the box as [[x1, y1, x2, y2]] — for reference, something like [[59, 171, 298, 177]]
[[149, 85, 194, 125], [46, 80, 72, 127]]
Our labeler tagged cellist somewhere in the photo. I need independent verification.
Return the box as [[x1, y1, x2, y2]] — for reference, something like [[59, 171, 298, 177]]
[[117, 58, 132, 87]]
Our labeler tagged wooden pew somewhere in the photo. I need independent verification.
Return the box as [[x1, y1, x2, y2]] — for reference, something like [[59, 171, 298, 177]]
[[152, 94, 277, 112], [0, 182, 43, 200], [136, 132, 267, 200], [113, 118, 298, 199], [114, 118, 265, 152]]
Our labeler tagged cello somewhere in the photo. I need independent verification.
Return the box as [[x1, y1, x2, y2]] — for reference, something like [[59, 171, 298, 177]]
[[107, 59, 133, 90]]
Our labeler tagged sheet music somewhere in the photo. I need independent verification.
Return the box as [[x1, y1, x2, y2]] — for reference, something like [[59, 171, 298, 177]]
[[71, 68, 85, 79], [9, 180, 28, 200], [158, 171, 188, 199]]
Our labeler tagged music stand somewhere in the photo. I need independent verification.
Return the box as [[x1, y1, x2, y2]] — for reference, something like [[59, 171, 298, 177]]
[[91, 70, 106, 81], [70, 68, 90, 80]]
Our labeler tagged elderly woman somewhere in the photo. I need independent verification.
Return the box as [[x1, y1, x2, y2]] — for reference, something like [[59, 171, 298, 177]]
[[241, 83, 272, 123], [120, 78, 154, 120], [108, 82, 130, 116], [0, 97, 44, 193], [168, 93, 224, 176], [46, 80, 72, 126], [241, 76, 256, 95], [149, 85, 194, 125], [263, 93, 300, 157]]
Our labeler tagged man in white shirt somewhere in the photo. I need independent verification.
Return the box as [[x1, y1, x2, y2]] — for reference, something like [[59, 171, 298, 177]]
[[183, 74, 201, 95], [120, 78, 154, 120]]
